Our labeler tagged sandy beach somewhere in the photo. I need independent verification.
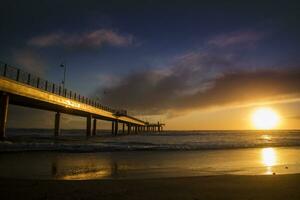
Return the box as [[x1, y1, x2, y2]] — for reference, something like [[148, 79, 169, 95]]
[[1, 174, 300, 200]]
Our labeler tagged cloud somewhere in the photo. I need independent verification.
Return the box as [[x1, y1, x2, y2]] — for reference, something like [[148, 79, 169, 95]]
[[12, 49, 46, 76], [28, 29, 134, 48], [208, 30, 265, 47], [184, 69, 300, 110], [95, 50, 300, 116], [94, 28, 274, 116]]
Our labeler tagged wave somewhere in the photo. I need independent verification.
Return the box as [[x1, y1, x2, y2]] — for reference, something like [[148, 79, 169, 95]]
[[1, 129, 300, 152]]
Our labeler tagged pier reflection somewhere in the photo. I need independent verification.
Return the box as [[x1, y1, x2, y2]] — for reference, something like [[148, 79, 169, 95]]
[[49, 154, 126, 180]]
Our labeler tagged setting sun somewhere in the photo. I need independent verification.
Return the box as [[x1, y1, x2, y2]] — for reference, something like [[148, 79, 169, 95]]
[[252, 107, 280, 130]]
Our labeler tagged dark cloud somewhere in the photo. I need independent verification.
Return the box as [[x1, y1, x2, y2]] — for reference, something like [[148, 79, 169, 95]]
[[96, 51, 238, 114], [96, 57, 300, 115]]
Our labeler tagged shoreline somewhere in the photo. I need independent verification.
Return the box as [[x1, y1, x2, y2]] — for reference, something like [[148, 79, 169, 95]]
[[1, 174, 300, 199]]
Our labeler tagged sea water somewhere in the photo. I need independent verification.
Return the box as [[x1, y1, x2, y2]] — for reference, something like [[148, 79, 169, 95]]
[[0, 129, 300, 179]]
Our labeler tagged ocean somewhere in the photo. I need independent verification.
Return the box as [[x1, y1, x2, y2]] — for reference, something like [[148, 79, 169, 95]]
[[1, 129, 300, 179]]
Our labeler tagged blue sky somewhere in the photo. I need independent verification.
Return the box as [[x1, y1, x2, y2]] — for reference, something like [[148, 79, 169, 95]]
[[1, 0, 300, 129]]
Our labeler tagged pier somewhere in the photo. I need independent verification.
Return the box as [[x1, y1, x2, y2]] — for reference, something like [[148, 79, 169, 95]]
[[0, 62, 164, 139]]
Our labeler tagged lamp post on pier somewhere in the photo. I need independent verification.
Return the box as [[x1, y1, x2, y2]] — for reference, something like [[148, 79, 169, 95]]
[[60, 63, 67, 90]]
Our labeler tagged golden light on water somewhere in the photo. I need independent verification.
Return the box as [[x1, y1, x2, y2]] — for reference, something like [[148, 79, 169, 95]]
[[252, 107, 280, 130]]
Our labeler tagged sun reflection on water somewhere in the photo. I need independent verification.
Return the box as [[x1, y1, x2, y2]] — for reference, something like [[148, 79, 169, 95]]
[[261, 134, 271, 141], [261, 147, 277, 174]]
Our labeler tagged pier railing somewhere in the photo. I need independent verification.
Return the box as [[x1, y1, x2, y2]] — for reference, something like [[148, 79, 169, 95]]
[[0, 61, 127, 116]]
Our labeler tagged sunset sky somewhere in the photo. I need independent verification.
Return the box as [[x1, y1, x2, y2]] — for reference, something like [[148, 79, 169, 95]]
[[1, 0, 300, 130]]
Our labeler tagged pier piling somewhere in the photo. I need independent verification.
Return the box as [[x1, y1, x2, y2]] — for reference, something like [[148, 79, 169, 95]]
[[111, 121, 115, 135], [86, 115, 92, 137], [127, 124, 131, 134], [114, 120, 118, 136], [0, 93, 9, 139], [54, 112, 60, 137], [92, 118, 97, 136]]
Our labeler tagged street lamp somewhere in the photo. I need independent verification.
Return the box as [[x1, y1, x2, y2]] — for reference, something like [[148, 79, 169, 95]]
[[60, 63, 67, 90]]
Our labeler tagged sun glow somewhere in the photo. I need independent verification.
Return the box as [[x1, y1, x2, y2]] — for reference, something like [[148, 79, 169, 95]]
[[252, 107, 280, 130]]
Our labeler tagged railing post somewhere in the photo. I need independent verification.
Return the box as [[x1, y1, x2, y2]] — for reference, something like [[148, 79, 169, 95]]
[[58, 86, 61, 95], [27, 74, 31, 85], [37, 77, 40, 88], [52, 84, 55, 93], [16, 69, 20, 81], [45, 81, 48, 91], [3, 64, 7, 77]]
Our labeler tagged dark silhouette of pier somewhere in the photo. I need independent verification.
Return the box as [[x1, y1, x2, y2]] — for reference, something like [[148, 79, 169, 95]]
[[0, 62, 165, 139]]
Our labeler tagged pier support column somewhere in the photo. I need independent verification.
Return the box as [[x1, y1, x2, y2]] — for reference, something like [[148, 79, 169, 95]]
[[111, 121, 115, 135], [92, 118, 97, 136], [135, 125, 138, 134], [54, 112, 60, 137], [127, 124, 131, 134], [158, 122, 160, 132], [0, 93, 9, 140], [114, 120, 118, 136], [86, 115, 92, 137], [122, 123, 125, 134]]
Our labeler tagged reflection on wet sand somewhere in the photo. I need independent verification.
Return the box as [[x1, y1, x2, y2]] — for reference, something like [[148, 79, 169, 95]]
[[261, 147, 277, 174], [0, 148, 300, 180]]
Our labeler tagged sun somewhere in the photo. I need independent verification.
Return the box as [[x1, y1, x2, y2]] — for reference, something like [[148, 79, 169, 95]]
[[252, 107, 280, 130]]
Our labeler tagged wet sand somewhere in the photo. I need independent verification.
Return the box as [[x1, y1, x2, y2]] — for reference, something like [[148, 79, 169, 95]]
[[1, 174, 300, 200]]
